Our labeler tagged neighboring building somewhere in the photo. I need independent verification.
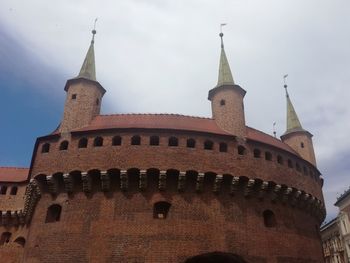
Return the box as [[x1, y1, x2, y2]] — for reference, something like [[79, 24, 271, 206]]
[[322, 189, 350, 263], [0, 29, 326, 263]]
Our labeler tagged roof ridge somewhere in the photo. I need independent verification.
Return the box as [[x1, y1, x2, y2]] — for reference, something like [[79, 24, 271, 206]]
[[98, 113, 213, 120], [247, 126, 281, 141]]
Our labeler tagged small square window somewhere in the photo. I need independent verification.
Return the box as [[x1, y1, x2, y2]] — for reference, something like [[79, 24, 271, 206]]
[[72, 94, 77, 100]]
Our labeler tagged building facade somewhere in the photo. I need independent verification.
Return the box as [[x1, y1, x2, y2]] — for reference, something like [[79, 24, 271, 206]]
[[0, 30, 326, 263]]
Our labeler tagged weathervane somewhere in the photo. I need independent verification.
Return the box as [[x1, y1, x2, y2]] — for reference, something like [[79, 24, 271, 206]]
[[220, 23, 227, 48], [91, 18, 98, 43], [273, 122, 277, 138], [283, 74, 289, 95]]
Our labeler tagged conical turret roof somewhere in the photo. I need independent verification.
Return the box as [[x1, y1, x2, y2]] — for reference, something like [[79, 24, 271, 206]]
[[284, 86, 305, 134], [217, 33, 234, 86], [76, 30, 96, 81]]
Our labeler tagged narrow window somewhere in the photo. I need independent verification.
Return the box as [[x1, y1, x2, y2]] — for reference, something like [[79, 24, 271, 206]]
[[0, 186, 7, 195], [131, 135, 141, 145], [296, 163, 301, 172], [219, 143, 227, 152], [220, 99, 226, 106], [96, 98, 99, 105], [10, 186, 17, 195], [288, 159, 293, 168], [186, 138, 196, 148], [238, 145, 246, 155], [41, 143, 50, 153], [150, 136, 160, 146], [94, 137, 103, 147], [14, 237, 26, 247], [59, 140, 69, 151], [253, 149, 261, 158], [265, 152, 272, 161], [153, 201, 171, 219], [71, 94, 77, 100], [303, 166, 308, 175], [168, 137, 178, 147], [263, 210, 276, 227], [301, 142, 304, 148], [45, 204, 62, 223], [0, 232, 11, 245], [78, 138, 88, 148], [112, 136, 122, 146], [277, 155, 283, 164], [204, 140, 213, 150]]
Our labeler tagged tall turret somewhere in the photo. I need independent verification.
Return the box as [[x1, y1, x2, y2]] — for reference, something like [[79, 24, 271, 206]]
[[280, 82, 317, 166], [208, 29, 246, 138], [59, 27, 106, 133]]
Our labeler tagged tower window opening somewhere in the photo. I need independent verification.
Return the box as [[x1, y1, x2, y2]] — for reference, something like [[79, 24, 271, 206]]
[[220, 99, 226, 106], [168, 137, 178, 147], [301, 142, 304, 148], [219, 143, 228, 152], [296, 163, 301, 172], [238, 145, 246, 155], [253, 149, 261, 158], [153, 201, 171, 219], [0, 232, 11, 245], [263, 210, 277, 227], [0, 186, 7, 195], [96, 98, 99, 105], [277, 155, 283, 164], [14, 237, 26, 247], [150, 136, 159, 146], [112, 136, 122, 146], [187, 138, 196, 148], [131, 135, 141, 145], [71, 94, 77, 100], [59, 140, 69, 151], [303, 166, 308, 175], [41, 143, 50, 153], [45, 204, 62, 223], [78, 138, 88, 148], [94, 137, 103, 147], [265, 152, 272, 161], [204, 140, 213, 150], [288, 159, 293, 168], [10, 186, 17, 195]]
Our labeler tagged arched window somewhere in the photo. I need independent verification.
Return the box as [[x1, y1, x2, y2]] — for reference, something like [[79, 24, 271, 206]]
[[220, 99, 226, 106], [288, 159, 293, 168], [131, 135, 141, 145], [59, 140, 69, 151], [0, 186, 7, 195], [150, 136, 159, 146], [265, 152, 272, 161], [237, 145, 246, 155], [112, 136, 122, 146], [14, 237, 26, 247], [168, 137, 178, 147], [277, 155, 283, 164], [94, 137, 103, 147], [219, 143, 228, 152], [45, 204, 62, 223], [0, 232, 11, 245], [186, 138, 196, 148], [204, 140, 213, 150], [10, 186, 17, 195], [153, 201, 171, 219], [78, 138, 88, 148], [263, 210, 277, 227], [253, 149, 261, 158], [41, 143, 50, 153]]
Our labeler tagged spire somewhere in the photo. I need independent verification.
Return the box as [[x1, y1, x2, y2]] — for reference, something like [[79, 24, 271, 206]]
[[284, 77, 304, 134], [77, 20, 97, 81], [217, 25, 235, 86]]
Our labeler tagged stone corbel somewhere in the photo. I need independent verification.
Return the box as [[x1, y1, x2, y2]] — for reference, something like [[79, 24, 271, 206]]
[[244, 179, 255, 198], [159, 171, 167, 191], [213, 175, 223, 193], [120, 170, 128, 191], [196, 173, 205, 192], [82, 172, 92, 193], [271, 184, 282, 202], [258, 181, 269, 200], [46, 175, 59, 194], [230, 176, 240, 195], [63, 173, 74, 193], [100, 171, 110, 192], [178, 172, 186, 191], [139, 170, 147, 190]]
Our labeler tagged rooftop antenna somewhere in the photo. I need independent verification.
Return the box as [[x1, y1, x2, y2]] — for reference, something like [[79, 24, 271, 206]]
[[219, 23, 227, 48], [273, 122, 277, 138], [91, 18, 98, 43]]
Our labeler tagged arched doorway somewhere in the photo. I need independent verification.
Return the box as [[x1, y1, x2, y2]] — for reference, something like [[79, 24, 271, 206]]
[[185, 252, 247, 263]]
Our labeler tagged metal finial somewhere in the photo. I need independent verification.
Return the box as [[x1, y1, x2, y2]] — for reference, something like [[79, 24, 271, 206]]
[[273, 122, 277, 138], [91, 18, 98, 43], [220, 23, 227, 48], [283, 74, 289, 96]]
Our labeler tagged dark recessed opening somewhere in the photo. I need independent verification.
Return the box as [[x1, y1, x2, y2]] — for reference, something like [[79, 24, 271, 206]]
[[204, 140, 213, 150], [93, 137, 103, 147], [238, 146, 246, 155], [131, 135, 141, 145], [168, 137, 178, 147], [253, 149, 261, 158], [59, 140, 69, 151], [45, 204, 62, 223], [153, 201, 171, 219], [41, 143, 50, 153], [71, 94, 77, 100], [112, 136, 122, 146], [187, 138, 196, 148], [150, 136, 160, 146], [263, 210, 277, 227], [10, 187, 17, 195], [78, 138, 88, 148], [219, 143, 227, 152]]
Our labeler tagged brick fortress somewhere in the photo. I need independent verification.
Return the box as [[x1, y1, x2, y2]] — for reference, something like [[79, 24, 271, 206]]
[[0, 29, 326, 263]]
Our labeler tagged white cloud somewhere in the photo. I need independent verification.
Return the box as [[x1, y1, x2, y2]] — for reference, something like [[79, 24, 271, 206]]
[[1, 0, 349, 219]]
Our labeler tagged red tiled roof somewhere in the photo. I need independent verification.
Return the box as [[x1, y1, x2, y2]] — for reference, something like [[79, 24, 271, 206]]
[[0, 167, 29, 183], [71, 114, 297, 155]]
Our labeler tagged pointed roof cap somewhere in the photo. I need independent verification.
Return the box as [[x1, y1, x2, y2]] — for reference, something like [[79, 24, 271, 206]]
[[284, 84, 305, 134], [76, 28, 97, 81], [217, 32, 235, 86]]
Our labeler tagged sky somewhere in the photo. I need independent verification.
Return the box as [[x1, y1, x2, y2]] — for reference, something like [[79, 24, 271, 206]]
[[0, 0, 349, 221]]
